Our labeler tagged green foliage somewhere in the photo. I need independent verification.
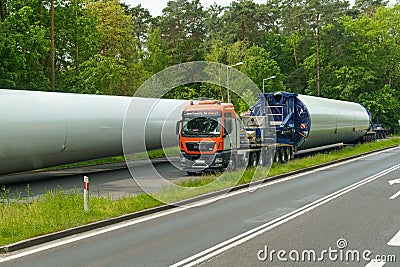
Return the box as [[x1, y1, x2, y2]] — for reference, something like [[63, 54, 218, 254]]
[[159, 0, 207, 64], [0, 5, 49, 90], [306, 6, 400, 127], [358, 85, 400, 129], [72, 55, 128, 95], [87, 0, 136, 60], [164, 83, 222, 101], [238, 88, 257, 113], [215, 0, 277, 44], [128, 4, 155, 57], [204, 39, 227, 63], [143, 28, 170, 74], [226, 40, 249, 66], [241, 45, 285, 93]]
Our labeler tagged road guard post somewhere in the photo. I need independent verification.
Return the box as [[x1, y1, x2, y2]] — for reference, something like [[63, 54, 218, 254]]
[[84, 176, 89, 211]]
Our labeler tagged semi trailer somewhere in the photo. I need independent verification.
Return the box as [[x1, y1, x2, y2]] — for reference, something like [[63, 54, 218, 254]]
[[177, 92, 377, 174]]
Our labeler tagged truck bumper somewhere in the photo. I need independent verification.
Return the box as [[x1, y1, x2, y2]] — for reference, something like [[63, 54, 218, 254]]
[[180, 151, 232, 172]]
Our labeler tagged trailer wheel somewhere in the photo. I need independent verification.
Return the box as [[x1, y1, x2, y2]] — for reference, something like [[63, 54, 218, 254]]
[[286, 147, 293, 161], [248, 152, 259, 167], [260, 150, 273, 166], [280, 147, 288, 163], [285, 147, 292, 161], [274, 149, 281, 163], [268, 150, 274, 165], [258, 151, 266, 166]]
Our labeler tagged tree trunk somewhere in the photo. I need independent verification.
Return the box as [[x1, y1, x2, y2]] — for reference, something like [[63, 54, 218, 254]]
[[0, 0, 5, 22], [38, 0, 42, 27], [50, 0, 55, 91], [74, 0, 79, 73], [290, 28, 299, 69]]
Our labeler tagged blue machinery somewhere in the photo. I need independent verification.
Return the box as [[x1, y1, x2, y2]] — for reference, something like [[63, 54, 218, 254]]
[[250, 92, 371, 151]]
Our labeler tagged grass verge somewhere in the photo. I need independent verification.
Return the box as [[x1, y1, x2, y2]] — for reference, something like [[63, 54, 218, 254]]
[[1, 138, 399, 246]]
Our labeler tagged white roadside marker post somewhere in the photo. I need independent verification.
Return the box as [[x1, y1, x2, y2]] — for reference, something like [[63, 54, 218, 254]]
[[84, 176, 89, 211]]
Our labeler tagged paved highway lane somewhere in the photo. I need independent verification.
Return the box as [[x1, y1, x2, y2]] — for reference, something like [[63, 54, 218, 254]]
[[1, 147, 399, 266], [199, 160, 400, 266], [1, 157, 185, 200]]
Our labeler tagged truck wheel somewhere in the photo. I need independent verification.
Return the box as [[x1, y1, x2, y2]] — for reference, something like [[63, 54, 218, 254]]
[[242, 153, 249, 168], [227, 155, 236, 171]]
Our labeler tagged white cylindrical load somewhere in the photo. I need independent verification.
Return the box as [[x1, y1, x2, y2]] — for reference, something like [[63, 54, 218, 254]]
[[297, 95, 370, 149], [123, 98, 189, 153], [0, 89, 187, 175]]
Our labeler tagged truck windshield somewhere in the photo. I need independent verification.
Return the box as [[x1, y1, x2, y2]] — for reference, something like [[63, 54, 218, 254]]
[[182, 117, 222, 137]]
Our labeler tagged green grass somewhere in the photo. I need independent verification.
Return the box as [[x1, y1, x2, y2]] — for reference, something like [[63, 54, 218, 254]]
[[0, 188, 161, 246], [1, 138, 399, 246]]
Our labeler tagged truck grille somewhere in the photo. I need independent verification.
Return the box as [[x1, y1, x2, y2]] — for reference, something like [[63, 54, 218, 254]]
[[186, 142, 215, 152]]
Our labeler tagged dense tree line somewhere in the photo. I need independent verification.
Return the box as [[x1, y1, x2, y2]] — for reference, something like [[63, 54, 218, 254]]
[[0, 0, 399, 130]]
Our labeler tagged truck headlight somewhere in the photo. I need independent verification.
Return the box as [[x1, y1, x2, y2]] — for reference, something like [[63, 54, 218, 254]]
[[215, 158, 223, 163]]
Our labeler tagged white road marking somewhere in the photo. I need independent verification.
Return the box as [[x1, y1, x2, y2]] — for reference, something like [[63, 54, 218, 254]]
[[388, 178, 400, 185], [365, 260, 386, 267], [1, 146, 399, 263], [389, 190, 400, 200], [387, 229, 400, 247], [171, 163, 400, 267]]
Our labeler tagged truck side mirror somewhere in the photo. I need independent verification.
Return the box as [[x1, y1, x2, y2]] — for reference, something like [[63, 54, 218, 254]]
[[176, 121, 181, 135]]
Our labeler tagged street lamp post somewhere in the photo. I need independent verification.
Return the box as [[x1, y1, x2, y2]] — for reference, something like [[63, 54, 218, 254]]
[[262, 75, 276, 94], [226, 62, 243, 103]]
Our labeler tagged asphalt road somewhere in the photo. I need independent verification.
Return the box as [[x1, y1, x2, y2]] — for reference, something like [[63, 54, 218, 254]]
[[1, 147, 399, 266]]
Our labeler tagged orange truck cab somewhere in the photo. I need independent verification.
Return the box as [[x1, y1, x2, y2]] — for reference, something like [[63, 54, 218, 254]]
[[177, 100, 240, 174]]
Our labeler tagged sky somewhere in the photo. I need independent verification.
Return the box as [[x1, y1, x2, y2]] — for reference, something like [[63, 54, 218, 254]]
[[121, 0, 397, 17]]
